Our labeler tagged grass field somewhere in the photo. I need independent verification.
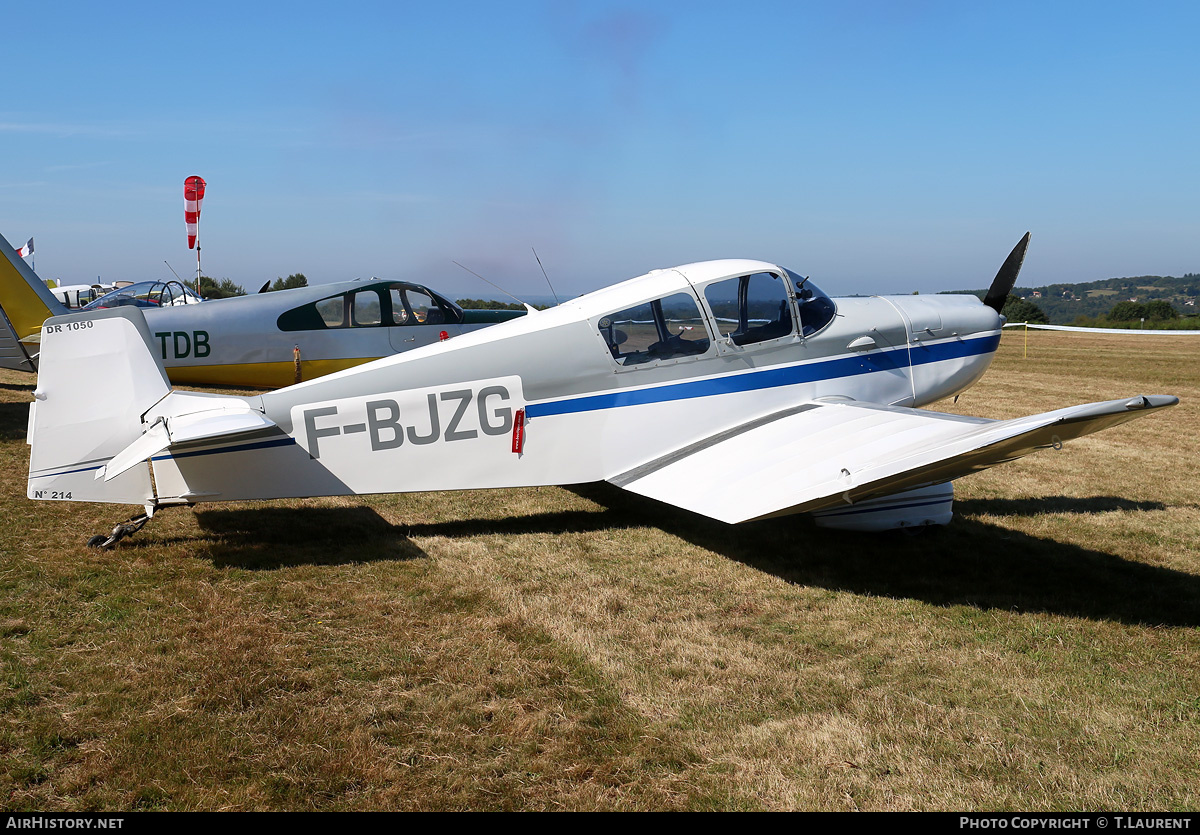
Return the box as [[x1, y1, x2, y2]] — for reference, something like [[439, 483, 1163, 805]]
[[1, 329, 1198, 811]]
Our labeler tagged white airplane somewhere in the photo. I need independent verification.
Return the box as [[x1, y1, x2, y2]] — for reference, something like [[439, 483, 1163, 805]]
[[24, 233, 1178, 547], [45, 280, 123, 309], [0, 232, 521, 388]]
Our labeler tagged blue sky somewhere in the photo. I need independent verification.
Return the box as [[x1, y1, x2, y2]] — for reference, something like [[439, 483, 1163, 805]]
[[2, 1, 1197, 299]]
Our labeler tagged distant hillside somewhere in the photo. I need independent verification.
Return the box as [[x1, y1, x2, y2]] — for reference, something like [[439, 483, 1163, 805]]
[[943, 273, 1200, 324]]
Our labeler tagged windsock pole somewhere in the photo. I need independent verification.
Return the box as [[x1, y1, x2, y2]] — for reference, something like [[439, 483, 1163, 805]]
[[184, 176, 207, 296]]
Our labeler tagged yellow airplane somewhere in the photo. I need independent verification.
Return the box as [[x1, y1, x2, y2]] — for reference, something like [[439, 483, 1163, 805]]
[[0, 232, 522, 388]]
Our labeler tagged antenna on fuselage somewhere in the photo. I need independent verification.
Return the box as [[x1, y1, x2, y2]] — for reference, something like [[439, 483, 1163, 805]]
[[452, 261, 538, 314], [532, 247, 560, 306], [794, 274, 814, 300]]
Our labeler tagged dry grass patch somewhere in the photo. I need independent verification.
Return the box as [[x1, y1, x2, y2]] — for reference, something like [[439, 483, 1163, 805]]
[[1, 329, 1198, 810]]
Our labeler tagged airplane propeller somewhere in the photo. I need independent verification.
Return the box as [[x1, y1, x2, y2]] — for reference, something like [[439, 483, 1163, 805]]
[[983, 232, 1031, 314]]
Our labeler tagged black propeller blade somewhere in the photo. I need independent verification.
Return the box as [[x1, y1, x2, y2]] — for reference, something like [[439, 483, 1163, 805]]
[[983, 232, 1031, 313]]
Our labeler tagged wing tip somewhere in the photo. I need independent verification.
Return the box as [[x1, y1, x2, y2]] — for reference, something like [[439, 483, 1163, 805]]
[[1124, 394, 1179, 410]]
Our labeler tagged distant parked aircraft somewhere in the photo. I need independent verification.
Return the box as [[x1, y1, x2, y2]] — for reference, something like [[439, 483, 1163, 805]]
[[0, 232, 522, 388]]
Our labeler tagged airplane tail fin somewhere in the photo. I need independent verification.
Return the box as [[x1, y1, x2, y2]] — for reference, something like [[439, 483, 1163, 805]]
[[27, 307, 171, 506], [0, 232, 70, 371]]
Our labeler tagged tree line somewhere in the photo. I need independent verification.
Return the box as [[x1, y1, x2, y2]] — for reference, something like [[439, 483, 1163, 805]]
[[999, 294, 1200, 329], [454, 298, 552, 311], [947, 271, 1198, 324], [195, 273, 309, 298]]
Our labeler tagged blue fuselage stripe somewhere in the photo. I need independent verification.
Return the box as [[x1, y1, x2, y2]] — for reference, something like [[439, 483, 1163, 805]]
[[31, 463, 102, 478], [525, 334, 999, 419], [151, 436, 297, 462], [33, 437, 299, 477]]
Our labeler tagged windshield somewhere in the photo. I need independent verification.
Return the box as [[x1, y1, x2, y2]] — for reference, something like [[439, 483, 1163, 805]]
[[81, 281, 204, 311]]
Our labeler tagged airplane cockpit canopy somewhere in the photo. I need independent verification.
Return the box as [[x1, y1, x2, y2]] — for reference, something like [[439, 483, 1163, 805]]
[[781, 268, 836, 336], [276, 281, 465, 332], [597, 265, 838, 367], [81, 280, 203, 311]]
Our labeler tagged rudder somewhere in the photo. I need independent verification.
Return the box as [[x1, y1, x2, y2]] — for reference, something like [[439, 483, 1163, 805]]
[[27, 307, 171, 505]]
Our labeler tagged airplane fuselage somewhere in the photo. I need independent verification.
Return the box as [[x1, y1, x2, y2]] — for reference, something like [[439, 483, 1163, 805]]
[[138, 260, 1003, 504], [131, 279, 522, 388]]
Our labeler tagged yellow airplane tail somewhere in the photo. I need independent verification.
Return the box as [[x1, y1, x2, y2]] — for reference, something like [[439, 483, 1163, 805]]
[[0, 231, 70, 371]]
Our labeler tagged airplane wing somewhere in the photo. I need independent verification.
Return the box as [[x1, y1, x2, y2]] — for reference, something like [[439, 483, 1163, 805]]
[[608, 395, 1178, 524]]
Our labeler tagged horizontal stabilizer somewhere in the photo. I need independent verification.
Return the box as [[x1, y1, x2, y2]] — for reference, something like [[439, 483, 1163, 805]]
[[99, 400, 276, 482], [610, 395, 1178, 524]]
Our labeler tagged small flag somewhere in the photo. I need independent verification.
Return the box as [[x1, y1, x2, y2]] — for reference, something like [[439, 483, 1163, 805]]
[[15, 238, 33, 258]]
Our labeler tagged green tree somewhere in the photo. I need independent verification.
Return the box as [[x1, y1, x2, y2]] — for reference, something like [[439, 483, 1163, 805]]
[[268, 273, 308, 292], [1000, 294, 1049, 324], [197, 276, 247, 299], [1108, 300, 1147, 321], [1144, 299, 1178, 321], [456, 298, 529, 311]]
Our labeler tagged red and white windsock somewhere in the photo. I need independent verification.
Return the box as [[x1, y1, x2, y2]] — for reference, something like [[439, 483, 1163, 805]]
[[15, 238, 33, 258], [184, 176, 206, 249]]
